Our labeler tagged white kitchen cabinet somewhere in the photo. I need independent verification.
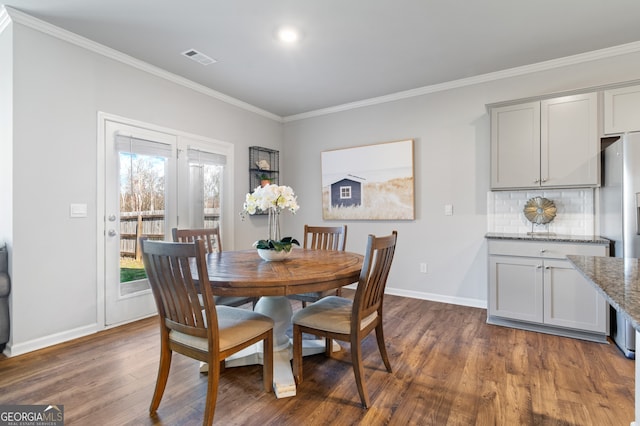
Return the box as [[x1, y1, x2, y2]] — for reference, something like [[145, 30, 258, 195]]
[[487, 238, 609, 341], [543, 258, 607, 333], [490, 93, 599, 190], [490, 101, 540, 189], [604, 84, 640, 134], [489, 255, 543, 323]]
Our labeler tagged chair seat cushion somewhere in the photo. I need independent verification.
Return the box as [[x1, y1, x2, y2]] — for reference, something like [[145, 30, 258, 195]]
[[170, 306, 273, 352], [291, 296, 377, 334]]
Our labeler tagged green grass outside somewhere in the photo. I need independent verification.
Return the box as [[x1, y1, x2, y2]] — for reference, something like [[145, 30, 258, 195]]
[[120, 258, 147, 282]]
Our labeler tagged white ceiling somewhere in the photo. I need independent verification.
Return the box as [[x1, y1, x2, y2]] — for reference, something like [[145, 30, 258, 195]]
[[4, 1, 640, 118]]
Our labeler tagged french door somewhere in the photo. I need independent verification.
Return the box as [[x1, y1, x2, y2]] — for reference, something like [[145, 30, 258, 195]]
[[99, 114, 233, 326], [103, 119, 177, 325]]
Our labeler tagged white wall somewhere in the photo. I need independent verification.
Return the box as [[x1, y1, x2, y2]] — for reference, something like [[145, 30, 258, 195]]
[[282, 51, 640, 307], [0, 20, 12, 249], [6, 21, 283, 355]]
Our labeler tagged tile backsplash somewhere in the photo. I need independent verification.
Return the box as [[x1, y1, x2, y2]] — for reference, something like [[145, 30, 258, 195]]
[[487, 189, 595, 236]]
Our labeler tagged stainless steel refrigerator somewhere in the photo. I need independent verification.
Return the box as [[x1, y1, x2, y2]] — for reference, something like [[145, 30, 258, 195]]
[[601, 132, 640, 359]]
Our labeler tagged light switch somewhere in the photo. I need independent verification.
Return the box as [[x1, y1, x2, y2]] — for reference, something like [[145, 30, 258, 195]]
[[444, 204, 453, 216], [70, 203, 87, 218]]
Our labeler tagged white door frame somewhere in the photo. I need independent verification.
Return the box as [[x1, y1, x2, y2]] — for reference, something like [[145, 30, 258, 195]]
[[97, 112, 236, 328]]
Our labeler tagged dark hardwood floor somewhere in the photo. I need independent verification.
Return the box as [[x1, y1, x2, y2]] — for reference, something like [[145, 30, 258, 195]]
[[0, 293, 634, 425]]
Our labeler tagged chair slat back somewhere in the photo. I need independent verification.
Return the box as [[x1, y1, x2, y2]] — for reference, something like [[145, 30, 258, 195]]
[[303, 224, 347, 251], [141, 238, 218, 343], [172, 227, 222, 253], [352, 231, 398, 324]]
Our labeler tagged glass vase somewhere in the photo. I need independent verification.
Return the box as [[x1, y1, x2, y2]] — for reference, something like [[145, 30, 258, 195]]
[[268, 208, 281, 242]]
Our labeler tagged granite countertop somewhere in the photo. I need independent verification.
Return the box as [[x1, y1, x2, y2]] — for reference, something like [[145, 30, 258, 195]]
[[568, 255, 640, 331], [485, 232, 609, 245]]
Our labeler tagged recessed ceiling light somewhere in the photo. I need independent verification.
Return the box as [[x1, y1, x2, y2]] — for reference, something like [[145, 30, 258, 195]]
[[277, 26, 300, 43]]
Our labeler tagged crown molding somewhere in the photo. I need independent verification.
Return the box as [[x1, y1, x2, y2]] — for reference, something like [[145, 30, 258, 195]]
[[5, 6, 640, 124], [3, 6, 283, 123], [283, 40, 640, 122], [0, 6, 11, 34]]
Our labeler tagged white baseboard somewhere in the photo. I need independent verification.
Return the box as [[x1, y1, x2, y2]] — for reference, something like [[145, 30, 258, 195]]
[[4, 323, 100, 357], [342, 283, 487, 309]]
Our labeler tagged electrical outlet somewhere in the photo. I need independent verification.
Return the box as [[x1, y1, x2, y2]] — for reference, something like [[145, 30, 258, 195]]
[[420, 263, 428, 273]]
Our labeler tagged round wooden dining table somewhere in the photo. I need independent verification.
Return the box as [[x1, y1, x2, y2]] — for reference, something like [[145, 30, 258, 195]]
[[204, 248, 363, 398]]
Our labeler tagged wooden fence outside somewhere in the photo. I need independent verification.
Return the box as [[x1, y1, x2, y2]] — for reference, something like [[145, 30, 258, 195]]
[[120, 210, 220, 259]]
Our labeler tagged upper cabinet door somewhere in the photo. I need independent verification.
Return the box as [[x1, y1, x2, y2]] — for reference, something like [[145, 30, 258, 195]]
[[541, 93, 599, 187], [491, 102, 541, 189], [490, 93, 599, 190], [604, 84, 640, 134]]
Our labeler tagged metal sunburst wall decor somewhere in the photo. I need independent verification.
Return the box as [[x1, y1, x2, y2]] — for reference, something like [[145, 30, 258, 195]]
[[523, 197, 557, 226]]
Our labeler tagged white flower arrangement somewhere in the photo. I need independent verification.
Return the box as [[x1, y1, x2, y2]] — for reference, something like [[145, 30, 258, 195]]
[[242, 184, 300, 216], [241, 184, 300, 252]]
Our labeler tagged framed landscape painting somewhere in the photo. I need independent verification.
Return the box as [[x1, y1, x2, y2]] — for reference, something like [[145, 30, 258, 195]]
[[321, 139, 415, 220]]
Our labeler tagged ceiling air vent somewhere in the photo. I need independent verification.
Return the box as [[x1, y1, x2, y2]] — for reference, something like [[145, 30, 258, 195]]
[[181, 49, 217, 66]]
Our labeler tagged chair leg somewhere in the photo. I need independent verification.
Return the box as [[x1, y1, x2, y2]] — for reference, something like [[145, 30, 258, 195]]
[[375, 323, 392, 372], [263, 330, 274, 392], [203, 358, 220, 425], [351, 335, 370, 408], [292, 324, 303, 384], [150, 343, 172, 414]]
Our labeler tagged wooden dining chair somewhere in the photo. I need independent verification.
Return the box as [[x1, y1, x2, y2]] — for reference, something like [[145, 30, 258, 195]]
[[141, 238, 274, 425], [287, 224, 348, 307], [172, 226, 223, 252], [172, 227, 257, 308], [292, 231, 397, 408]]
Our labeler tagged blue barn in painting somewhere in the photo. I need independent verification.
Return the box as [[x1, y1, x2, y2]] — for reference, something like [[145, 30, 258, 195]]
[[330, 178, 362, 208]]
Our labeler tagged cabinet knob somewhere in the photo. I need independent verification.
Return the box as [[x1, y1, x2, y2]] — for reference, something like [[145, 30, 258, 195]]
[[536, 264, 543, 269], [534, 178, 540, 183], [539, 249, 546, 254], [545, 266, 550, 270], [541, 178, 548, 183]]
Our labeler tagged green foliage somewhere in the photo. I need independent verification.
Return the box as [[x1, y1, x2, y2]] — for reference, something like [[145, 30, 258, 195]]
[[120, 258, 147, 282], [120, 267, 147, 282], [256, 173, 271, 181], [254, 237, 300, 252]]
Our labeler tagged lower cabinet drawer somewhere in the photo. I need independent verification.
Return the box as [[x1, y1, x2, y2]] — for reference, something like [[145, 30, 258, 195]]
[[488, 240, 608, 258]]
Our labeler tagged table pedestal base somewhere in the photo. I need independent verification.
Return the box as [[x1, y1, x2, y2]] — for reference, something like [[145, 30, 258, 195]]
[[633, 329, 640, 426], [201, 296, 340, 398]]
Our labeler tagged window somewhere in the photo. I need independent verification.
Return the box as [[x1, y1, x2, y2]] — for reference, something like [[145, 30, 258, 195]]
[[340, 186, 352, 199], [187, 148, 226, 229]]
